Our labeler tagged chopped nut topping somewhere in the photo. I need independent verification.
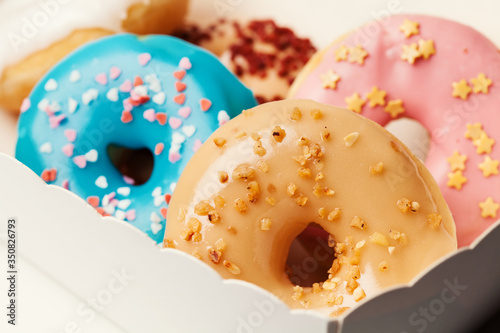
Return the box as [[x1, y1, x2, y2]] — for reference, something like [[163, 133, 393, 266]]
[[334, 243, 346, 255], [346, 279, 359, 294], [287, 183, 298, 196], [329, 307, 350, 317], [347, 265, 361, 280], [272, 126, 286, 142], [330, 259, 341, 275], [388, 246, 396, 254], [227, 226, 237, 234], [235, 131, 247, 139], [292, 285, 304, 300], [163, 239, 177, 248], [353, 287, 366, 302], [266, 197, 276, 206], [253, 141, 266, 156], [213, 137, 227, 147], [192, 248, 202, 259], [308, 143, 323, 158], [298, 167, 312, 178], [388, 229, 401, 240], [315, 172, 324, 181], [343, 132, 360, 147], [257, 160, 269, 173], [177, 208, 186, 223], [187, 218, 202, 232], [297, 136, 310, 146], [300, 300, 311, 309], [250, 132, 261, 141], [369, 162, 384, 174], [328, 234, 336, 248], [242, 110, 253, 117], [427, 213, 442, 230], [324, 188, 335, 196], [180, 229, 194, 241], [295, 194, 308, 206], [232, 165, 255, 180], [323, 281, 337, 291], [246, 181, 260, 203], [370, 232, 389, 246], [223, 260, 241, 275], [356, 240, 366, 249], [378, 261, 389, 272], [334, 295, 344, 306], [218, 171, 228, 183], [291, 107, 302, 120], [313, 159, 324, 170], [192, 232, 202, 242], [214, 195, 225, 208], [411, 201, 420, 213], [312, 283, 322, 294], [321, 129, 331, 141], [328, 208, 342, 221], [399, 233, 408, 245], [208, 247, 222, 264], [215, 238, 226, 251], [260, 218, 272, 231], [233, 198, 247, 213], [311, 109, 323, 119], [292, 155, 307, 166], [350, 216, 367, 230], [318, 207, 327, 218], [207, 210, 221, 224], [267, 184, 276, 193], [194, 201, 213, 216], [397, 197, 411, 213]]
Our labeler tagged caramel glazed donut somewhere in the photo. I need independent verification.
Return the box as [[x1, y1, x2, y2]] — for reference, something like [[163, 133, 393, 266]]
[[164, 100, 456, 315], [0, 0, 189, 113]]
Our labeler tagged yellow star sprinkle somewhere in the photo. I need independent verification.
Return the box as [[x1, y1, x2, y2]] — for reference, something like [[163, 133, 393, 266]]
[[399, 19, 420, 38], [366, 86, 387, 107], [345, 93, 366, 113], [471, 73, 492, 94], [452, 79, 472, 100], [474, 133, 495, 154], [478, 156, 499, 177], [384, 99, 405, 118], [447, 151, 468, 171], [447, 170, 467, 190], [465, 123, 485, 141], [348, 45, 369, 65], [479, 197, 499, 218], [320, 70, 341, 90], [335, 45, 349, 62], [418, 39, 436, 59], [401, 43, 421, 64]]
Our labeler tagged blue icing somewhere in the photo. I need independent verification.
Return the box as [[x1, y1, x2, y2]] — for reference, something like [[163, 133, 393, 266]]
[[16, 34, 257, 243]]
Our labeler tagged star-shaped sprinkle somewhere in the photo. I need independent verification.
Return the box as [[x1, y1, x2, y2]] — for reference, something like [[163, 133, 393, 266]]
[[366, 86, 387, 107], [447, 151, 468, 171], [447, 170, 467, 190], [399, 19, 420, 38], [479, 197, 499, 218], [320, 70, 341, 90], [418, 39, 436, 59], [474, 133, 495, 154], [384, 99, 405, 118], [471, 73, 492, 94], [478, 156, 499, 177], [348, 45, 369, 65], [345, 93, 366, 113], [452, 79, 472, 100], [401, 43, 421, 64], [335, 45, 349, 61], [465, 123, 485, 140]]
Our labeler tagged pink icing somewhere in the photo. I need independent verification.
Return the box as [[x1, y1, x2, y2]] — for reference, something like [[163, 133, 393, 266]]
[[291, 14, 500, 247]]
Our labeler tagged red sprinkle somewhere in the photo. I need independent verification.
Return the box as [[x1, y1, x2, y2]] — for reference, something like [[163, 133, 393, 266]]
[[155, 143, 165, 155], [134, 76, 144, 87], [121, 110, 133, 123], [165, 194, 172, 204], [41, 168, 57, 182], [156, 113, 168, 125], [175, 81, 187, 92], [200, 98, 212, 112], [173, 70, 186, 80], [160, 207, 168, 219], [87, 196, 100, 207], [174, 93, 186, 105]]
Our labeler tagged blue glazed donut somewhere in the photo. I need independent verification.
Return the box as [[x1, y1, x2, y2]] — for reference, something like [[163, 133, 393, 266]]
[[16, 34, 257, 243]]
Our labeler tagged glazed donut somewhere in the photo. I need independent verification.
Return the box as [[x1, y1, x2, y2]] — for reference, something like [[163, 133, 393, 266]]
[[15, 34, 257, 243], [174, 19, 317, 104], [0, 0, 189, 113], [289, 14, 500, 247], [164, 100, 456, 314]]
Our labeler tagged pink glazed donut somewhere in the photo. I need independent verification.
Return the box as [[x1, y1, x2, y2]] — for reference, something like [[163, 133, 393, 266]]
[[289, 14, 500, 247]]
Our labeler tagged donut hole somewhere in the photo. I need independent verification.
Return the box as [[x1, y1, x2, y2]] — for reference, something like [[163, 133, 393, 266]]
[[107, 144, 154, 185], [285, 223, 335, 288], [385, 118, 430, 162]]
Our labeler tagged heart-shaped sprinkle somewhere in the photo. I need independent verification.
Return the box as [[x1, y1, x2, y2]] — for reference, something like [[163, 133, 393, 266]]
[[73, 155, 87, 169], [172, 131, 186, 143], [68, 98, 78, 113], [175, 81, 187, 92], [134, 76, 144, 87], [117, 187, 131, 196], [178, 106, 191, 119], [218, 110, 230, 126], [152, 187, 162, 197], [121, 110, 133, 123], [170, 182, 177, 193], [95, 73, 108, 86], [155, 143, 164, 155], [20, 98, 30, 113], [165, 194, 172, 204], [40, 142, 52, 154], [143, 109, 156, 122], [154, 195, 164, 207], [69, 70, 81, 83], [156, 113, 168, 125], [150, 212, 162, 223], [169, 151, 181, 163], [193, 139, 203, 152], [160, 207, 168, 219], [87, 196, 100, 207], [151, 223, 163, 235], [44, 78, 58, 91], [123, 175, 135, 185], [118, 199, 131, 210], [182, 125, 196, 137], [173, 70, 186, 80], [153, 92, 166, 105], [200, 98, 212, 112], [49, 115, 66, 129], [41, 169, 57, 182], [82, 89, 99, 105], [138, 53, 152, 66], [114, 210, 126, 220], [109, 66, 121, 80], [64, 129, 77, 142], [106, 88, 119, 102], [61, 179, 69, 190], [169, 117, 182, 129], [62, 143, 74, 157], [123, 98, 133, 111], [85, 149, 98, 162], [95, 176, 108, 189], [179, 57, 192, 70], [120, 80, 133, 93], [173, 93, 186, 105], [125, 209, 136, 221]]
